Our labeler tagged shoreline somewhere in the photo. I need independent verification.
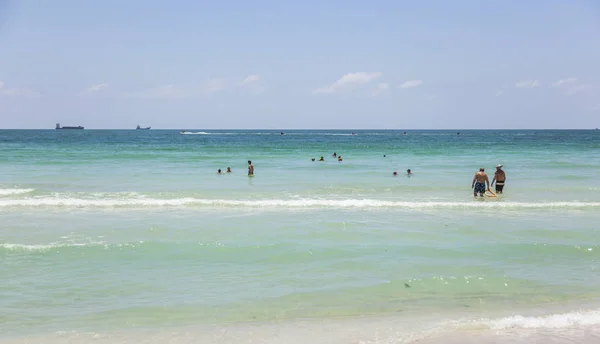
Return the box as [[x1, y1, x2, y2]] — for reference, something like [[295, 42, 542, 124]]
[[3, 300, 600, 343]]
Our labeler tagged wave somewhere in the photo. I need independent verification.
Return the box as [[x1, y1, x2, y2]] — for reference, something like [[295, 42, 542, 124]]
[[0, 242, 100, 252], [1, 198, 599, 209], [0, 188, 34, 196], [180, 132, 210, 135], [0, 241, 148, 253], [480, 308, 600, 329]]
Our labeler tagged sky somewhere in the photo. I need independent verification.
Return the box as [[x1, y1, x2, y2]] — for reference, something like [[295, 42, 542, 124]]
[[1, 0, 599, 129]]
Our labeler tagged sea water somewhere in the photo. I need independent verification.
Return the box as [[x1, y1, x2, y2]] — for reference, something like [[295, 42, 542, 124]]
[[1, 129, 599, 343]]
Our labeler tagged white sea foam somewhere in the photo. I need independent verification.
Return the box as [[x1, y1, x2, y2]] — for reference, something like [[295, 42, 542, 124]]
[[0, 242, 95, 251], [0, 198, 599, 209], [0, 240, 146, 252], [0, 188, 34, 196], [481, 308, 600, 329], [180, 131, 210, 135]]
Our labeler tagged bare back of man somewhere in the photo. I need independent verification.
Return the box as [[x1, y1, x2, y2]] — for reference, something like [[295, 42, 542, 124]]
[[492, 165, 506, 193], [471, 168, 490, 197]]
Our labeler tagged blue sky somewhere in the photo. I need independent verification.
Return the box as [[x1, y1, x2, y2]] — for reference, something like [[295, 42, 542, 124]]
[[1, 0, 599, 129]]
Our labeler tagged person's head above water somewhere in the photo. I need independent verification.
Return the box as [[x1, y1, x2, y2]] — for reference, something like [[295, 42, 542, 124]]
[[218, 169, 222, 173], [406, 169, 411, 174], [227, 167, 231, 172], [248, 160, 252, 165], [311, 158, 315, 161], [393, 171, 397, 176]]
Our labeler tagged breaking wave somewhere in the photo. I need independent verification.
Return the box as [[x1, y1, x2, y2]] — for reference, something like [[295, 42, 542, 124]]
[[0, 188, 34, 196], [1, 197, 599, 209]]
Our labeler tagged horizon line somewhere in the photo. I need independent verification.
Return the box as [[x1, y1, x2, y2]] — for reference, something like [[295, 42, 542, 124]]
[[1, 128, 598, 131]]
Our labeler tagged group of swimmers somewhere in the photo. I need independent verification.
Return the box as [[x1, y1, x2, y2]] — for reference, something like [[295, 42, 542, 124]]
[[216, 156, 507, 198], [217, 160, 255, 176], [311, 152, 414, 176], [312, 152, 344, 162], [472, 164, 506, 197]]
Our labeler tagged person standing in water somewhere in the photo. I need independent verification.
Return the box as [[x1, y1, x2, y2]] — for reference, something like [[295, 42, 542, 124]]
[[491, 164, 506, 193], [471, 168, 490, 197], [247, 160, 254, 176]]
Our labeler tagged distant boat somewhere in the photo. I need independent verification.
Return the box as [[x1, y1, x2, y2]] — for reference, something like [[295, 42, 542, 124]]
[[136, 125, 151, 130], [55, 123, 83, 130]]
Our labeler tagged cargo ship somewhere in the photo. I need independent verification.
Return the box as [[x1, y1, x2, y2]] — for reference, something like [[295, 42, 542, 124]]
[[55, 123, 84, 130], [136, 125, 151, 130]]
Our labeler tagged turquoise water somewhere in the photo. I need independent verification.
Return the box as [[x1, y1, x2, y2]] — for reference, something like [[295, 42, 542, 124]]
[[1, 130, 600, 342]]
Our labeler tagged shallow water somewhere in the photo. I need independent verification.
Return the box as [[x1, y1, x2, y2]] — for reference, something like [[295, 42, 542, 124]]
[[1, 129, 599, 342]]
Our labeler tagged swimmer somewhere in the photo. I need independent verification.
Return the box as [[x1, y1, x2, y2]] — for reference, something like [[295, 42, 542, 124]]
[[311, 158, 315, 161], [491, 164, 506, 193], [393, 171, 398, 176], [226, 167, 232, 173], [319, 156, 324, 161], [217, 169, 222, 174], [247, 160, 254, 176], [406, 169, 412, 175], [471, 168, 490, 197], [338, 156, 342, 162], [332, 152, 337, 157]]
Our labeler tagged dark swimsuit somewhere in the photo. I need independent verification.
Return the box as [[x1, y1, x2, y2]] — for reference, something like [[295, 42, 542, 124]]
[[474, 182, 486, 194], [495, 181, 505, 192]]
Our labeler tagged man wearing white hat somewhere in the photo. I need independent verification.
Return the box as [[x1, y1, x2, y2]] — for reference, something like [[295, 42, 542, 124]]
[[491, 164, 506, 193]]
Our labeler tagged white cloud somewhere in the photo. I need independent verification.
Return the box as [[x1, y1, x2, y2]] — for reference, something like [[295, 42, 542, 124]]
[[0, 80, 39, 97], [237, 74, 265, 94], [552, 77, 577, 87], [549, 77, 589, 96], [371, 82, 390, 96], [79, 83, 108, 96], [495, 91, 504, 97], [238, 74, 260, 86], [399, 80, 423, 89], [515, 80, 540, 88], [313, 72, 382, 94]]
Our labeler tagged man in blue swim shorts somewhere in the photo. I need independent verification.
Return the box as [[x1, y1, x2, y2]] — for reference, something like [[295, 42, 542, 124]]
[[471, 168, 490, 197]]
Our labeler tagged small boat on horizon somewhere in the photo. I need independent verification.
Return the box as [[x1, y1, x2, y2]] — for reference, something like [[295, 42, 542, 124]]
[[55, 123, 84, 130], [136, 125, 151, 130]]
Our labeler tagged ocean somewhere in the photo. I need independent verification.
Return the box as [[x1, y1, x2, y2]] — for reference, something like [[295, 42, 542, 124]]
[[1, 129, 599, 343]]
